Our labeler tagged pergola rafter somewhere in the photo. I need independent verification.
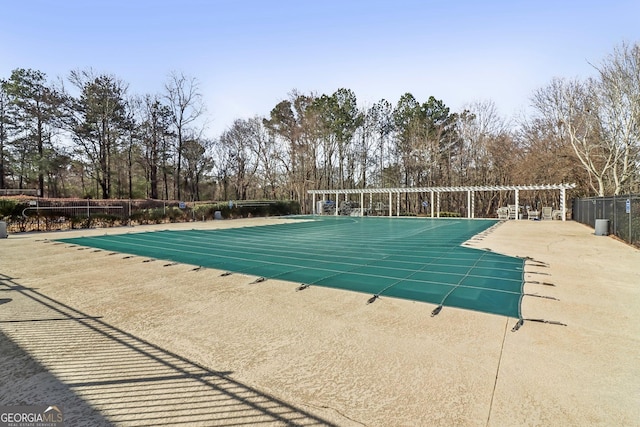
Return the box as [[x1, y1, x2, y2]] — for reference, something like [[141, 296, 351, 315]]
[[308, 184, 577, 221]]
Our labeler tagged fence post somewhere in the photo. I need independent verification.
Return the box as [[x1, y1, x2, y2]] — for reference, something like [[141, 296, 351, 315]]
[[629, 195, 633, 245], [613, 194, 616, 236]]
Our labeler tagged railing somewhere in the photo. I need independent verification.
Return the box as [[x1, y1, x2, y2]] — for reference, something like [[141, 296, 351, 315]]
[[1, 198, 301, 233], [572, 195, 639, 247], [0, 188, 38, 196]]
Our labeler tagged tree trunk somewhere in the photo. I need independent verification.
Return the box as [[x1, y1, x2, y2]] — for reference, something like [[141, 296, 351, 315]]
[[150, 164, 158, 199], [150, 136, 158, 199], [176, 127, 182, 200], [0, 134, 5, 190], [37, 113, 44, 196], [163, 167, 169, 200], [128, 137, 133, 198]]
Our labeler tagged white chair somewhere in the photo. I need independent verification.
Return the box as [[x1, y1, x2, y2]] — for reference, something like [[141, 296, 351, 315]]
[[541, 206, 553, 220]]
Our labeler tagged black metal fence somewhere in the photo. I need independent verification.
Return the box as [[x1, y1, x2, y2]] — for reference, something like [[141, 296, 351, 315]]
[[572, 195, 640, 247], [0, 198, 301, 233]]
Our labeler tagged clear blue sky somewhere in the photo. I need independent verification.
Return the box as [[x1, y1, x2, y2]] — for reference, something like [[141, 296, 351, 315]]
[[2, 0, 639, 136]]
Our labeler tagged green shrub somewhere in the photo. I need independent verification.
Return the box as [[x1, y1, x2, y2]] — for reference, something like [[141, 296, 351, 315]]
[[150, 208, 167, 223], [438, 211, 462, 218], [129, 210, 148, 224], [69, 215, 88, 229], [193, 204, 215, 220], [166, 207, 187, 222], [0, 199, 26, 221], [92, 213, 120, 227]]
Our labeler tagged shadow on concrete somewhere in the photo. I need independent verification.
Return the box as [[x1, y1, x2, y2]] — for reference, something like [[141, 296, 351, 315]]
[[0, 274, 337, 426]]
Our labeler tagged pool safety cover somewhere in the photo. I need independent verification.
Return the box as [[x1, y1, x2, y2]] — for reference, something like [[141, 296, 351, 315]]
[[55, 216, 524, 318]]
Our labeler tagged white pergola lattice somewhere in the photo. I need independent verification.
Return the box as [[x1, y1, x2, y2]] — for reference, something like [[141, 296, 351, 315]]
[[308, 184, 576, 221]]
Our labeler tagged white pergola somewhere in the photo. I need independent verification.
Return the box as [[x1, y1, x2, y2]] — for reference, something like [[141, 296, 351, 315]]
[[308, 184, 576, 221]]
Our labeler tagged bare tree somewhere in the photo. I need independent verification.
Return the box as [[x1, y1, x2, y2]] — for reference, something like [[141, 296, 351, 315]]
[[592, 42, 640, 194], [182, 135, 214, 201], [164, 72, 205, 200], [531, 43, 640, 196], [264, 91, 318, 210], [217, 119, 260, 200], [458, 101, 507, 180], [137, 94, 174, 199], [246, 117, 281, 199], [532, 77, 613, 196]]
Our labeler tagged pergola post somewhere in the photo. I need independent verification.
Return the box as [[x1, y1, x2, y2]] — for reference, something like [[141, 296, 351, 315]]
[[360, 192, 364, 216], [312, 192, 316, 215], [561, 187, 566, 221], [472, 191, 476, 218], [430, 191, 434, 218], [437, 192, 441, 218], [388, 192, 392, 217], [396, 192, 400, 217], [335, 192, 339, 216], [515, 190, 520, 220]]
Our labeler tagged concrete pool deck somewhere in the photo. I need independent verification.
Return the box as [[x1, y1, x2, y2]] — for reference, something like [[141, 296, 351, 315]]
[[1, 218, 638, 426]]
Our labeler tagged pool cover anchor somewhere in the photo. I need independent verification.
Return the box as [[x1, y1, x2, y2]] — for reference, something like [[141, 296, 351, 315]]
[[525, 270, 551, 276], [191, 266, 203, 271], [512, 318, 567, 332], [250, 277, 266, 284], [296, 284, 310, 291], [220, 271, 233, 277], [526, 318, 567, 326], [367, 295, 379, 304], [526, 280, 555, 286], [527, 262, 550, 269], [521, 256, 550, 267], [524, 293, 559, 301], [431, 305, 443, 317], [511, 319, 525, 331]]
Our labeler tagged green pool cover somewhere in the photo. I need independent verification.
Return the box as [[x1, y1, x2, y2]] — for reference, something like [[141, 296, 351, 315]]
[[55, 216, 524, 318]]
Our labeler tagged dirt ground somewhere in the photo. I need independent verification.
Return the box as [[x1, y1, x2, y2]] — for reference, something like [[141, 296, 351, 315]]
[[1, 218, 639, 426]]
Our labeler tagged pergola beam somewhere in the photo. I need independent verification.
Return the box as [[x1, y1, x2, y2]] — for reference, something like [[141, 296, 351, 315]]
[[310, 184, 576, 220]]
